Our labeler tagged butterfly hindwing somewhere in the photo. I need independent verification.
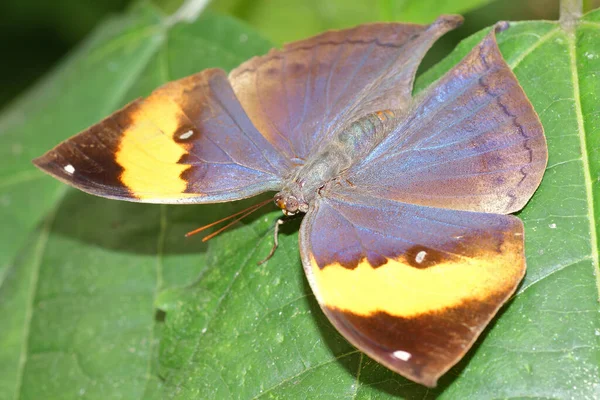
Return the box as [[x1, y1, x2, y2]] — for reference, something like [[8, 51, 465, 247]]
[[348, 26, 547, 214], [33, 69, 290, 203], [300, 189, 525, 387], [229, 16, 463, 161]]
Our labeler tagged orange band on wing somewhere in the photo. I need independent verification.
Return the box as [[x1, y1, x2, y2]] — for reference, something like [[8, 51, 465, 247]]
[[115, 94, 198, 200], [309, 237, 524, 318]]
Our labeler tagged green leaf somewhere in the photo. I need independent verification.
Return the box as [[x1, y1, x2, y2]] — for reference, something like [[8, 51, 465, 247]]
[[2, 2, 599, 400], [211, 0, 492, 45], [0, 4, 273, 399]]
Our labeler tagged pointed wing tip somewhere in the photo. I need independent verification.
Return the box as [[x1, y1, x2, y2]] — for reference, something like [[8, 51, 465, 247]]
[[32, 154, 43, 168], [32, 152, 55, 176], [424, 15, 463, 43], [32, 151, 75, 187], [32, 149, 67, 177], [383, 359, 440, 388], [480, 21, 511, 50], [415, 375, 439, 389], [494, 20, 511, 33], [433, 14, 464, 30], [433, 17, 506, 38]]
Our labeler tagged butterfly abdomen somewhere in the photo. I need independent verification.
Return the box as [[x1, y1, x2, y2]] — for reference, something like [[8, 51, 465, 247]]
[[296, 110, 397, 190], [275, 110, 399, 212], [336, 110, 396, 157]]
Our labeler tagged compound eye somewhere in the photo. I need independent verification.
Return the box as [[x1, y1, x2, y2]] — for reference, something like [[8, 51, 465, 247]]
[[275, 196, 286, 210]]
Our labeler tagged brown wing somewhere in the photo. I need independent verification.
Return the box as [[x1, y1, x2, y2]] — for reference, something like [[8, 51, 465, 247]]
[[229, 15, 463, 161], [33, 69, 290, 203], [346, 24, 547, 214], [300, 190, 525, 387]]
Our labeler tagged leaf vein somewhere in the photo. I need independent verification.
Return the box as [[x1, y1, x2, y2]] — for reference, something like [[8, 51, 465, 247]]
[[517, 256, 592, 295], [0, 171, 44, 189], [251, 350, 360, 399], [546, 157, 582, 170], [12, 186, 66, 400], [567, 33, 600, 299], [508, 27, 560, 70], [187, 228, 270, 367], [352, 352, 364, 400]]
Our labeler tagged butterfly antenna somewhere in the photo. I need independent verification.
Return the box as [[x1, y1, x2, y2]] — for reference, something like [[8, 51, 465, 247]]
[[199, 204, 269, 242], [185, 197, 273, 240]]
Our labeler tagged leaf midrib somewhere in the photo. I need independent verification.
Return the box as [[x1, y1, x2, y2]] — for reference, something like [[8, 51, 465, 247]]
[[12, 185, 66, 400], [565, 25, 600, 299]]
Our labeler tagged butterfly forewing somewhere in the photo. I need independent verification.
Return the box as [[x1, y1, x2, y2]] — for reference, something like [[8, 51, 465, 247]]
[[229, 15, 463, 161], [300, 190, 525, 387], [33, 69, 289, 203]]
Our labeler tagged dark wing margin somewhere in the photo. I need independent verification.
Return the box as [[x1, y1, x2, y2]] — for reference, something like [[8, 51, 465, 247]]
[[299, 190, 525, 387], [229, 15, 463, 161], [33, 69, 290, 203], [348, 23, 547, 214]]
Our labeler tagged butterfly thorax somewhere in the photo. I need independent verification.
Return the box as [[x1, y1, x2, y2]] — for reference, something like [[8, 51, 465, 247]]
[[275, 110, 397, 215]]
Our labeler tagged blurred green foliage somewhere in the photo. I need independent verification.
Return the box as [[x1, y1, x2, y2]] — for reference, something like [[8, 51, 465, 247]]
[[0, 0, 131, 109], [3, 0, 600, 109]]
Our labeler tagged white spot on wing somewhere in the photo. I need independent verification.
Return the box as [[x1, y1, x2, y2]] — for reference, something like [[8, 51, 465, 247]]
[[392, 350, 412, 361], [179, 130, 193, 140], [415, 250, 427, 264], [64, 164, 75, 174]]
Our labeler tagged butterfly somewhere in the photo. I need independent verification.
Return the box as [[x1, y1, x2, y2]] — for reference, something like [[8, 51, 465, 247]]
[[33, 15, 547, 387]]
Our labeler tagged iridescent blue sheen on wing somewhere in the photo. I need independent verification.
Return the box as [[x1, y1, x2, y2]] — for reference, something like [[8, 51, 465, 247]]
[[229, 16, 463, 162], [305, 189, 521, 270], [346, 29, 547, 214], [176, 70, 291, 201]]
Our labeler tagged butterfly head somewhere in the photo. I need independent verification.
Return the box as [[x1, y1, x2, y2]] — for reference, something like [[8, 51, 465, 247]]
[[274, 192, 309, 216]]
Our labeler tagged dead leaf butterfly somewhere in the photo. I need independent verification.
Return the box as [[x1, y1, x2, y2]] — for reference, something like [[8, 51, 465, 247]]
[[33, 15, 547, 387]]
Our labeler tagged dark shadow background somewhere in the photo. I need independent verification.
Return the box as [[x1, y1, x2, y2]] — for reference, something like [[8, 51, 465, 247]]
[[0, 0, 131, 108], [4, 0, 600, 110]]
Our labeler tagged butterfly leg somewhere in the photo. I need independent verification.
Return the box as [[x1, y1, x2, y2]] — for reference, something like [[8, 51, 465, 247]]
[[258, 214, 301, 265]]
